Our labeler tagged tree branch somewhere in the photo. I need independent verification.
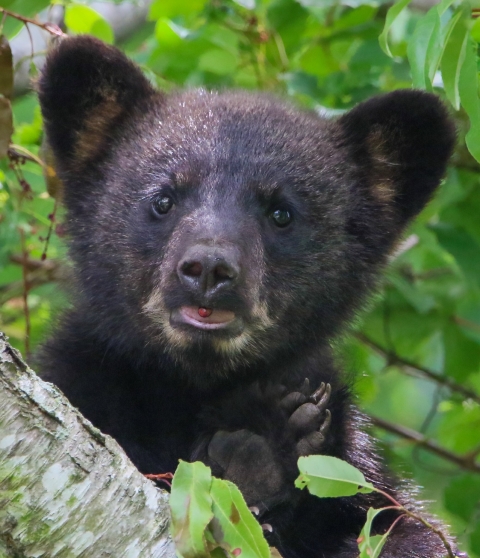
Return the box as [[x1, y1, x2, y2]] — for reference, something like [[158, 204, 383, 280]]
[[355, 332, 480, 405], [7, 1, 152, 98], [0, 256, 62, 306], [370, 415, 480, 473], [0, 8, 64, 35], [0, 332, 175, 557]]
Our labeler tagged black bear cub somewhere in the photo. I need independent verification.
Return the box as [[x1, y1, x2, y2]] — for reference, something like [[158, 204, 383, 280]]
[[37, 36, 460, 557]]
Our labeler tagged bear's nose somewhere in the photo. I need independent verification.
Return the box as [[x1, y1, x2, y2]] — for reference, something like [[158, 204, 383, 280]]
[[177, 245, 240, 296]]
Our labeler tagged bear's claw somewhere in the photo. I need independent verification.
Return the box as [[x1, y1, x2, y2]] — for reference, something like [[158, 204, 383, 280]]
[[282, 380, 332, 455]]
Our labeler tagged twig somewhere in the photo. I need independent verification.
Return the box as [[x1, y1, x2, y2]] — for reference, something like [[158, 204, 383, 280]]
[[14, 49, 48, 72], [463, 444, 480, 469], [356, 333, 480, 405], [9, 155, 36, 359], [19, 228, 31, 359], [40, 196, 58, 261], [0, 11, 6, 34], [9, 145, 46, 168], [362, 487, 455, 558], [373, 486, 455, 558], [273, 31, 288, 70], [368, 488, 455, 558], [1, 277, 53, 306], [9, 254, 58, 272], [0, 257, 61, 306], [453, 315, 480, 335], [412, 384, 445, 474], [370, 414, 480, 473], [0, 8, 65, 36], [25, 21, 34, 59]]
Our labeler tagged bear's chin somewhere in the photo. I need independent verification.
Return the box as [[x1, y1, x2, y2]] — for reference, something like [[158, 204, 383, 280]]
[[158, 318, 271, 382]]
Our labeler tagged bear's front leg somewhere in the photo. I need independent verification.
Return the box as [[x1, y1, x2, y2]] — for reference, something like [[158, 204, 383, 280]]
[[204, 381, 332, 513]]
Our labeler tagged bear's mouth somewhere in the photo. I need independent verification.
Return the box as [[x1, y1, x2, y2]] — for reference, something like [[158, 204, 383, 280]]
[[171, 306, 241, 332]]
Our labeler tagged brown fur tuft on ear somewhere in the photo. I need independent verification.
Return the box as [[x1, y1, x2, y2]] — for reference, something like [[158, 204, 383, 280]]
[[73, 91, 123, 165]]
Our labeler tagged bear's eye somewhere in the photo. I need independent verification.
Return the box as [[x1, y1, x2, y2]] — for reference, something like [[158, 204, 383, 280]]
[[270, 208, 292, 228], [151, 194, 174, 216]]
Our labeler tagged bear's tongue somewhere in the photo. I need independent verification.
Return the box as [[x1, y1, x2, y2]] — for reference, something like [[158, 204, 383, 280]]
[[181, 306, 235, 324]]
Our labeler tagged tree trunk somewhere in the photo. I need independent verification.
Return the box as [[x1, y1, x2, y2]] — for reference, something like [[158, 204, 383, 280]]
[[0, 332, 175, 558]]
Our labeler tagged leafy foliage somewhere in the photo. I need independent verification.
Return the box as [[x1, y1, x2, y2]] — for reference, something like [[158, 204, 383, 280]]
[[170, 461, 271, 558], [357, 508, 391, 558], [0, 0, 479, 556], [172, 456, 457, 557], [295, 455, 374, 497]]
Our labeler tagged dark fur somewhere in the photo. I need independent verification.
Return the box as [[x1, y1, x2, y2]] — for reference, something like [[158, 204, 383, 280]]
[[37, 36, 460, 557]]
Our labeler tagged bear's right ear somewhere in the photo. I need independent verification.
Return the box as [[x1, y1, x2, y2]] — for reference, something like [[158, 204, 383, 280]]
[[338, 90, 455, 227], [38, 36, 156, 169]]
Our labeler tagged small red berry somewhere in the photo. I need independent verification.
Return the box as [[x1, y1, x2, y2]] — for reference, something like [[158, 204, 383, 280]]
[[198, 307, 213, 318]]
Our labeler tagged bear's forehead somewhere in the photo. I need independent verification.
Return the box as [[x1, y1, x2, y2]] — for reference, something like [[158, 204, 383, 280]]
[[123, 89, 343, 198], [157, 89, 329, 146]]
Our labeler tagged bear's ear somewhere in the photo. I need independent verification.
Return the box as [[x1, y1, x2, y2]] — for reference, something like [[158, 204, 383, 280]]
[[338, 90, 455, 227], [38, 36, 156, 169]]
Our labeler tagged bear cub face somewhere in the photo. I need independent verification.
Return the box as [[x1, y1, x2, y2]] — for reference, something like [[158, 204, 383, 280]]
[[38, 36, 455, 385]]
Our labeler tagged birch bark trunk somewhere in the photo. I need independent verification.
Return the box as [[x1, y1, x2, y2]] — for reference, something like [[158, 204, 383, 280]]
[[0, 332, 175, 558]]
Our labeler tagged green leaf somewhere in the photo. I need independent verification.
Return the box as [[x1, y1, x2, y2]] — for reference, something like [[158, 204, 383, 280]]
[[65, 5, 114, 44], [360, 533, 389, 558], [379, 0, 414, 58], [149, 0, 206, 20], [154, 19, 184, 49], [358, 508, 390, 558], [459, 34, 480, 163], [436, 0, 457, 14], [388, 273, 436, 314], [470, 520, 480, 556], [333, 6, 377, 32], [198, 49, 238, 75], [441, 186, 480, 245], [440, 5, 469, 110], [471, 15, 480, 42], [281, 72, 319, 99], [438, 404, 480, 454], [209, 478, 270, 558], [299, 45, 338, 78], [170, 460, 214, 558], [456, 291, 480, 344], [295, 455, 375, 498], [444, 474, 480, 523], [203, 25, 239, 55], [407, 6, 441, 90], [443, 322, 480, 382], [267, 0, 308, 55], [433, 225, 480, 287]]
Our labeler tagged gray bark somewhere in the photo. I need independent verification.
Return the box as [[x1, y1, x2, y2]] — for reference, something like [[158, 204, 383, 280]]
[[0, 332, 175, 558]]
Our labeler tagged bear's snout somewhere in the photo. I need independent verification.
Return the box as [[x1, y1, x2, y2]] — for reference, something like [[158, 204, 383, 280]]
[[177, 244, 241, 298]]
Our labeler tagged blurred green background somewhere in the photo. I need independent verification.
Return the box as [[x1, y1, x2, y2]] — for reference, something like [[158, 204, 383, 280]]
[[0, 0, 479, 555]]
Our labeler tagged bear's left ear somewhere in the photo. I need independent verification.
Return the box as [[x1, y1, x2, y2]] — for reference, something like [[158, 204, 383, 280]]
[[38, 35, 157, 170], [339, 90, 455, 228]]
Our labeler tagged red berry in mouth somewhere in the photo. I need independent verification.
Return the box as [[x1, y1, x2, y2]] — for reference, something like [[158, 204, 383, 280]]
[[198, 307, 213, 318]]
